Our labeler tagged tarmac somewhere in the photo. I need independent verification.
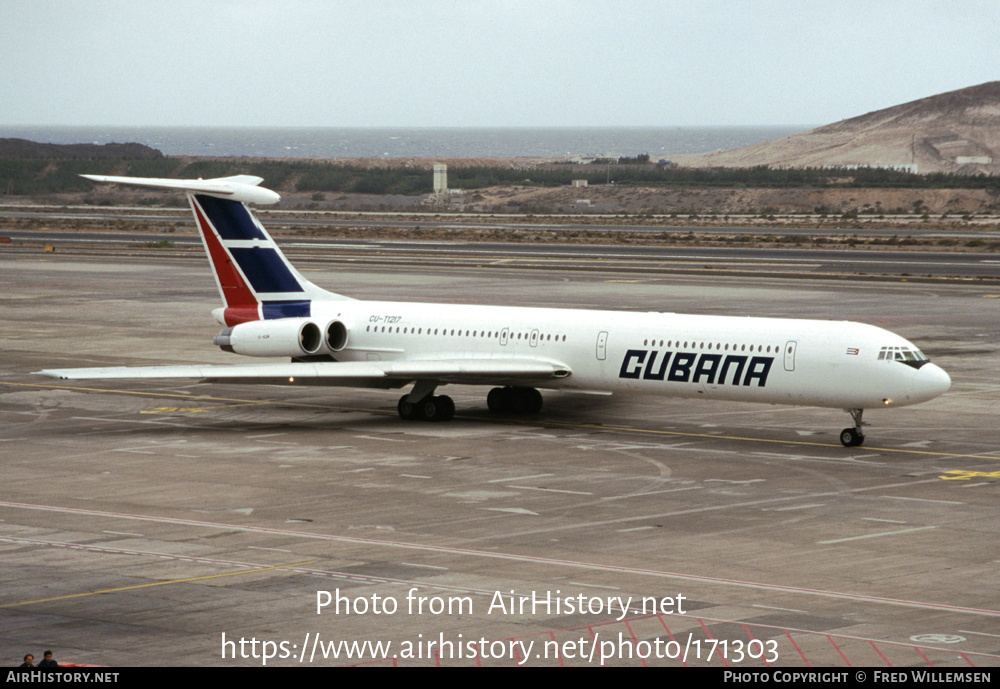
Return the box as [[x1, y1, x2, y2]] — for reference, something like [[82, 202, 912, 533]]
[[2, 248, 998, 667]]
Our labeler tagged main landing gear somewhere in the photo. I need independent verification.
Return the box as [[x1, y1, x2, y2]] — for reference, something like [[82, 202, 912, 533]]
[[397, 380, 454, 422], [398, 393, 455, 422], [840, 408, 866, 447], [397, 385, 545, 422], [487, 386, 543, 415]]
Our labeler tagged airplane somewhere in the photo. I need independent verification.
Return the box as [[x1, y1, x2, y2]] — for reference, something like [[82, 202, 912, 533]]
[[35, 174, 952, 448]]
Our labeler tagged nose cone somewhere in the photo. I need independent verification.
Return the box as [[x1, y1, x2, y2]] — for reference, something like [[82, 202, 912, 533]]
[[913, 363, 951, 402]]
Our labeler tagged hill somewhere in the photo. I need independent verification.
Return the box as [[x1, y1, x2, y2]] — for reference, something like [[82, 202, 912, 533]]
[[672, 82, 1000, 174], [0, 138, 162, 159]]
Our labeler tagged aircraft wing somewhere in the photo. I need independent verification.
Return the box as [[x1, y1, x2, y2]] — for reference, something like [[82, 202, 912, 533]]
[[34, 358, 572, 389]]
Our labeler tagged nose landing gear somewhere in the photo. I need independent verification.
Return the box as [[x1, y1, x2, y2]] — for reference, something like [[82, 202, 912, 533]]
[[840, 408, 866, 447]]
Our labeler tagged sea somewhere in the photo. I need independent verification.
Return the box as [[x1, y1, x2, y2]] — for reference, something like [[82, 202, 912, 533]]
[[0, 125, 809, 159]]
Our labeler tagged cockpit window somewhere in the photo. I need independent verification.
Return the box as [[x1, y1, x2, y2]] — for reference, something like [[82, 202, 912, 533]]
[[878, 346, 929, 367]]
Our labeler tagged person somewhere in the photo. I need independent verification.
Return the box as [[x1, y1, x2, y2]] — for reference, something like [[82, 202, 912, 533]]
[[38, 650, 58, 668], [18, 654, 34, 667]]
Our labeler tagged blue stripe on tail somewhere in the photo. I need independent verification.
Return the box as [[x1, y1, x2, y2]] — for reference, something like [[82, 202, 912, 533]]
[[228, 248, 302, 293], [196, 194, 267, 240], [262, 300, 312, 319]]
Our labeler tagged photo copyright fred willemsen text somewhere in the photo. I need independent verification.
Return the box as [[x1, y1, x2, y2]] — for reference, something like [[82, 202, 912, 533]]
[[220, 588, 775, 665]]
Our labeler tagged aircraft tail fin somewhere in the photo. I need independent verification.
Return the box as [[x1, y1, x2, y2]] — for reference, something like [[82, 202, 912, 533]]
[[82, 175, 351, 326]]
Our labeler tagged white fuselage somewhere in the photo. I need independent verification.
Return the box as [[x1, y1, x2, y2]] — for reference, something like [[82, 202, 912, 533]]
[[310, 299, 951, 410]]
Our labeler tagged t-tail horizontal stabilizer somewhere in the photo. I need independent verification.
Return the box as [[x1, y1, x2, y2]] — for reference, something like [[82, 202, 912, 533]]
[[80, 174, 281, 205]]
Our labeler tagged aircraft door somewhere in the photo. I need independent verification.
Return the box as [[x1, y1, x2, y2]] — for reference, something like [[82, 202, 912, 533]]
[[529, 329, 539, 347], [596, 331, 608, 360], [500, 328, 509, 346], [784, 341, 797, 371]]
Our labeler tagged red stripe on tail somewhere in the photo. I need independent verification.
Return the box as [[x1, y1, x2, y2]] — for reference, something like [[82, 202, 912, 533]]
[[192, 199, 259, 326]]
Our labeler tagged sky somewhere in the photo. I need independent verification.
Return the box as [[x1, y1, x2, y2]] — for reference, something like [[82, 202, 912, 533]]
[[2, 0, 998, 128]]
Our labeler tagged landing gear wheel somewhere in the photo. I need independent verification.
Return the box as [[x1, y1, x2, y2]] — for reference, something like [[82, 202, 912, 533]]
[[420, 395, 455, 422], [487, 386, 542, 415], [398, 395, 420, 420], [840, 408, 867, 447], [520, 387, 543, 414], [433, 395, 455, 421], [420, 397, 439, 421], [487, 387, 506, 413], [840, 427, 865, 447]]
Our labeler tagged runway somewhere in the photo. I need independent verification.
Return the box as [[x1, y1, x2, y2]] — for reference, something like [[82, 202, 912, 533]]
[[2, 249, 999, 666], [4, 204, 1000, 240], [5, 227, 1000, 280]]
